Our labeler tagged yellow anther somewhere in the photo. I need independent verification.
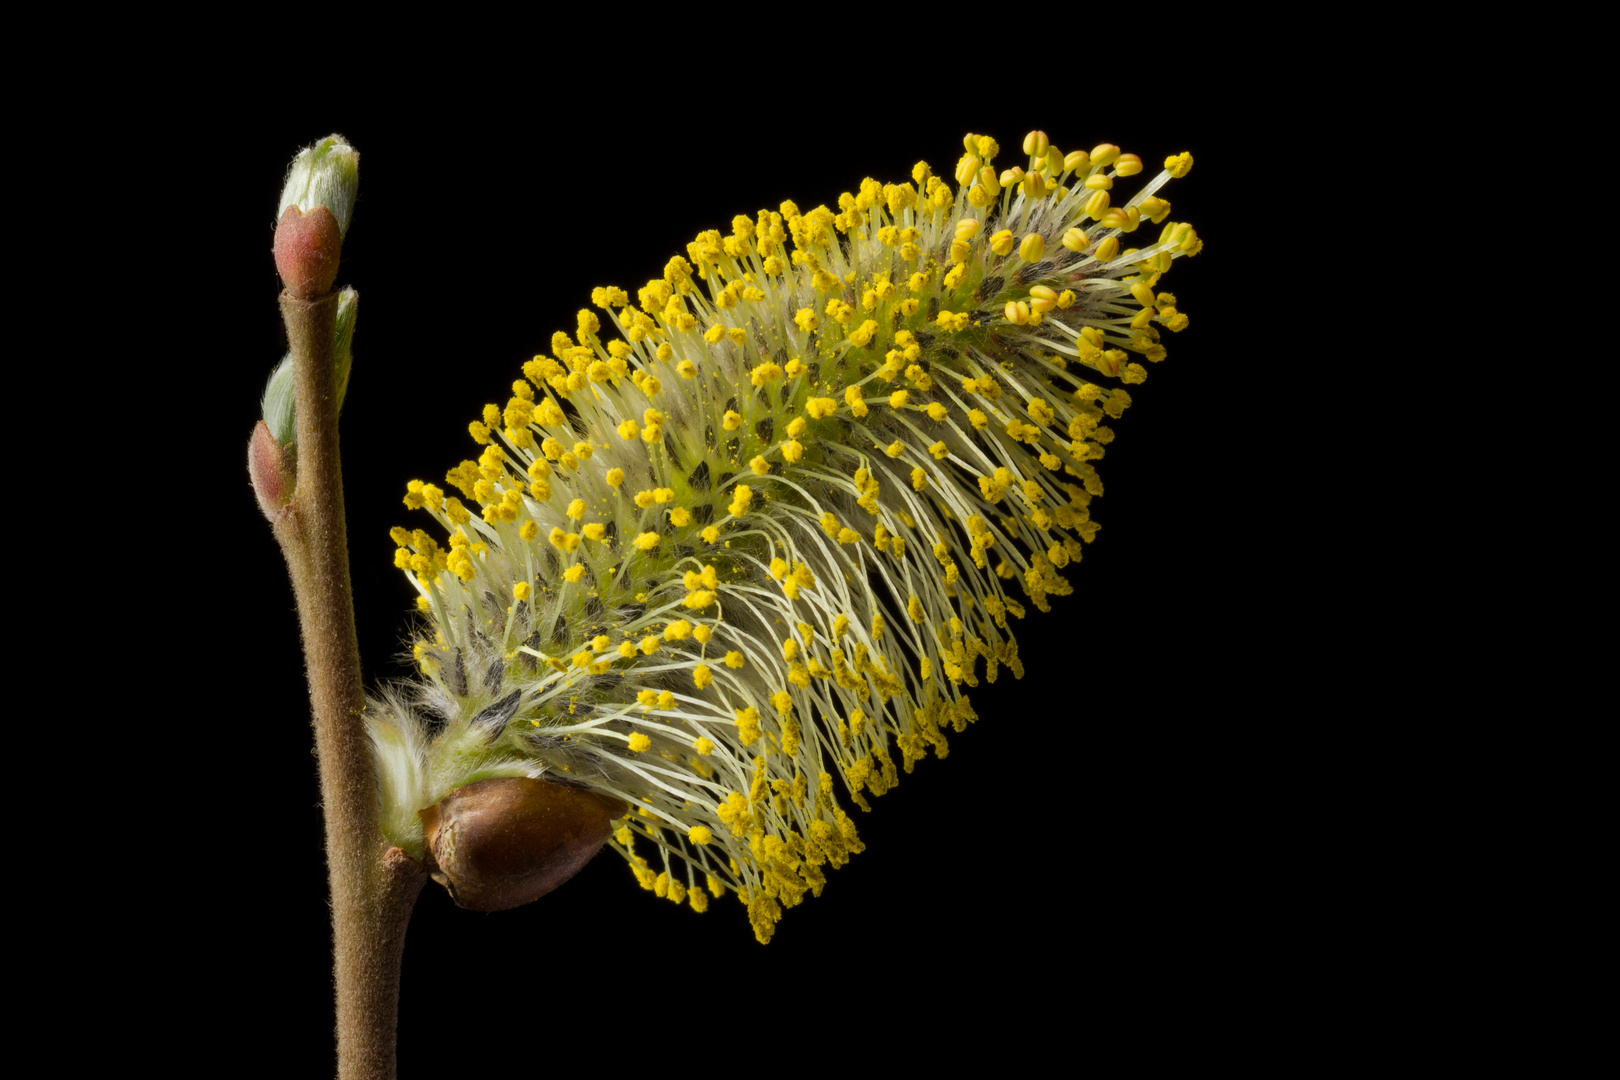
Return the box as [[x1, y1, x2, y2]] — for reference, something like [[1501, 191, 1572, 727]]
[[989, 230, 1015, 256], [1138, 196, 1172, 224], [1061, 227, 1091, 253], [1022, 130, 1049, 158], [1019, 233, 1045, 263], [1164, 151, 1194, 178]]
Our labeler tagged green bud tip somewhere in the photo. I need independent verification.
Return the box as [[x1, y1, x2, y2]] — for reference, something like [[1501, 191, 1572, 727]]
[[277, 135, 358, 238]]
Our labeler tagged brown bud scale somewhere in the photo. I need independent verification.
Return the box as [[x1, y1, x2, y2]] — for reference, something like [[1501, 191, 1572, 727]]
[[420, 777, 626, 912]]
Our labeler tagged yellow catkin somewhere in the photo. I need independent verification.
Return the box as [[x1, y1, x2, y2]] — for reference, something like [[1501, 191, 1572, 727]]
[[376, 128, 1198, 944]]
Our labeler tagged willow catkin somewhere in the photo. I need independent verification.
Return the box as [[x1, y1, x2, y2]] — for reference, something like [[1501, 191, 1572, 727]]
[[367, 132, 1200, 942]]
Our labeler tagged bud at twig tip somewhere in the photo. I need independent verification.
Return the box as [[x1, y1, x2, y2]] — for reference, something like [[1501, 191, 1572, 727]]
[[273, 135, 358, 299]]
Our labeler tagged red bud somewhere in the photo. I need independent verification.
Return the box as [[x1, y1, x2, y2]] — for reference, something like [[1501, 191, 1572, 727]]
[[249, 419, 294, 518], [273, 205, 341, 299]]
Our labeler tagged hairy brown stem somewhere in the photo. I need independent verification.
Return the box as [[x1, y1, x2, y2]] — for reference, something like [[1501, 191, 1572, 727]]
[[273, 290, 426, 1079]]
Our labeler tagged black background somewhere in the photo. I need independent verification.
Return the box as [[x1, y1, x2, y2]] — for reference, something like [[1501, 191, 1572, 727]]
[[157, 86, 1332, 1074]]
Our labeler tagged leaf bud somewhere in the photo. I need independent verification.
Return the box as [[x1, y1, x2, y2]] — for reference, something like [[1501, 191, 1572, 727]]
[[248, 419, 294, 518], [273, 135, 358, 298], [261, 286, 358, 447]]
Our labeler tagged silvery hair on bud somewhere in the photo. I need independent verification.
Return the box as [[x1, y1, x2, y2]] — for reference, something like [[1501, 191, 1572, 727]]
[[365, 682, 550, 863], [277, 134, 359, 238]]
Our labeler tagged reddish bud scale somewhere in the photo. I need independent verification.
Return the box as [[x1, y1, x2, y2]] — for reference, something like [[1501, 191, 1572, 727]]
[[249, 419, 293, 518], [273, 205, 342, 299], [420, 777, 625, 911]]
